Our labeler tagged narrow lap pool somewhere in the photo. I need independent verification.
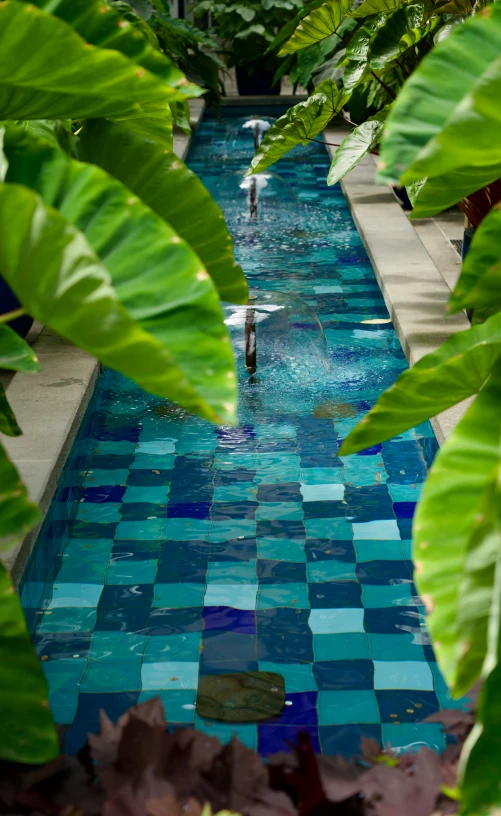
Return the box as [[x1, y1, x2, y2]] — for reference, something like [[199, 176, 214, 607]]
[[21, 107, 459, 757]]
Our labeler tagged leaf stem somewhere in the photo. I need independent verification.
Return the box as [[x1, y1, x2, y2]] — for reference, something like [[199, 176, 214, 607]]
[[370, 71, 396, 100], [0, 308, 26, 324]]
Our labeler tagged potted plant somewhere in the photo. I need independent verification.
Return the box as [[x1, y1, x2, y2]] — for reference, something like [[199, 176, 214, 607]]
[[192, 0, 303, 95]]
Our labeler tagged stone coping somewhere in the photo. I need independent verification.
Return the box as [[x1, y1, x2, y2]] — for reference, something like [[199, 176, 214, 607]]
[[3, 100, 206, 585]]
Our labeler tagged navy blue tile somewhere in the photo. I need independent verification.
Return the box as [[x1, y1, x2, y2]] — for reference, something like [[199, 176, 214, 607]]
[[397, 518, 413, 539], [168, 502, 212, 520], [383, 441, 427, 484], [302, 501, 347, 520], [308, 582, 362, 609], [256, 520, 305, 539], [268, 691, 318, 726], [355, 444, 382, 456], [209, 539, 257, 561], [423, 643, 437, 663], [63, 721, 100, 755], [257, 634, 313, 664], [98, 584, 154, 608], [258, 724, 320, 756], [112, 541, 162, 560], [156, 560, 208, 583], [34, 633, 92, 661], [157, 541, 209, 563], [313, 660, 374, 690], [92, 416, 140, 443], [95, 606, 151, 633], [199, 660, 259, 676], [257, 560, 307, 584], [203, 607, 256, 634], [363, 606, 422, 635], [345, 485, 394, 523], [74, 692, 139, 723], [417, 436, 439, 469], [305, 539, 356, 563], [320, 724, 381, 757], [127, 469, 172, 487], [300, 456, 342, 468], [256, 608, 311, 635], [356, 561, 413, 585], [256, 483, 301, 503], [201, 631, 257, 663], [217, 425, 256, 442], [148, 607, 204, 635], [393, 502, 417, 519], [211, 502, 258, 520], [214, 469, 256, 485], [375, 690, 440, 723], [91, 454, 134, 470]]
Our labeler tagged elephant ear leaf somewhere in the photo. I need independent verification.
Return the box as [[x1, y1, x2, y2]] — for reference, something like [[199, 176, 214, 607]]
[[0, 324, 40, 374], [279, 0, 353, 54], [0, 385, 22, 438], [0, 437, 40, 552], [327, 117, 385, 185], [449, 204, 501, 321], [0, 559, 58, 762], [1, 144, 236, 424], [0, 1, 200, 122], [79, 118, 248, 304]]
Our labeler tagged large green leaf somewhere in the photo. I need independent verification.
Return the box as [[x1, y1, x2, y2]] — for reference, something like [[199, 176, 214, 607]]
[[342, 14, 389, 91], [0, 324, 40, 373], [0, 435, 40, 551], [247, 84, 349, 175], [377, 4, 501, 184], [0, 1, 200, 121], [0, 561, 58, 762], [0, 385, 22, 437], [369, 4, 424, 68], [327, 117, 385, 185], [449, 204, 501, 320], [20, 0, 197, 98], [79, 119, 248, 305], [409, 163, 501, 218], [0, 175, 235, 424], [413, 363, 501, 687], [339, 312, 501, 455], [279, 0, 353, 55], [349, 0, 409, 17], [267, 0, 326, 53]]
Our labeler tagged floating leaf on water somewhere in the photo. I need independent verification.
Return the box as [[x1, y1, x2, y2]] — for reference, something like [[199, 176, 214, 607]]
[[313, 400, 357, 418]]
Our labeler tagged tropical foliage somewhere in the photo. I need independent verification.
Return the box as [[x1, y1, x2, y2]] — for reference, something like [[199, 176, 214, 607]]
[[247, 0, 501, 811], [0, 0, 246, 763]]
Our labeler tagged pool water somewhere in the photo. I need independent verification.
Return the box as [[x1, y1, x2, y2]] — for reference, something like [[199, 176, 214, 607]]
[[21, 107, 459, 757]]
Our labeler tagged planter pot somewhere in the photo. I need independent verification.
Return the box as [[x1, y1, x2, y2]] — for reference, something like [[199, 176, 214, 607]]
[[235, 65, 281, 96], [0, 277, 33, 338]]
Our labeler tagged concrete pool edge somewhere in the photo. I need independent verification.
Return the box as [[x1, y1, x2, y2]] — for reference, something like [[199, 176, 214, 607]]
[[4, 100, 206, 585], [323, 124, 473, 447]]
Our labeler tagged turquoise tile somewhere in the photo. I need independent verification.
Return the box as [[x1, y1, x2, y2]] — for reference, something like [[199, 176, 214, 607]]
[[340, 456, 387, 486], [49, 691, 79, 724], [318, 690, 380, 725], [309, 608, 365, 634], [314, 633, 370, 661], [256, 502, 303, 521], [204, 584, 258, 609], [257, 537, 306, 562], [90, 440, 136, 455], [207, 560, 257, 584], [214, 483, 258, 502], [115, 519, 165, 540], [80, 661, 142, 692], [306, 561, 357, 582], [106, 559, 158, 585], [135, 440, 176, 455], [83, 469, 129, 487], [305, 518, 353, 539], [47, 583, 103, 609], [163, 518, 211, 541], [38, 608, 97, 633], [176, 437, 217, 456], [300, 468, 345, 485], [257, 582, 310, 609], [153, 583, 207, 608], [368, 634, 426, 662], [143, 633, 201, 662], [258, 662, 317, 692], [123, 485, 169, 503], [374, 661, 434, 691], [195, 717, 257, 750], [88, 632, 147, 661], [214, 453, 257, 470], [388, 484, 422, 502], [257, 453, 300, 470], [75, 503, 121, 523], [43, 661, 86, 694], [141, 661, 199, 690], [139, 689, 197, 723], [362, 583, 413, 608], [381, 723, 445, 754], [209, 520, 256, 542], [352, 520, 400, 540], [255, 423, 296, 439], [300, 483, 345, 502], [402, 540, 412, 559], [61, 539, 113, 560], [130, 453, 175, 470], [254, 467, 301, 483], [355, 539, 405, 561], [56, 558, 108, 585]]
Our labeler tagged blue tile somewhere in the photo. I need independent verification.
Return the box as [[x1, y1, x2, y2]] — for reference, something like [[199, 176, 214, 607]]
[[258, 724, 320, 756], [309, 582, 362, 609], [305, 539, 356, 562], [320, 724, 382, 757], [381, 723, 445, 754], [376, 690, 440, 722], [74, 691, 139, 722], [203, 607, 256, 633], [148, 607, 203, 636], [318, 690, 380, 725], [313, 660, 374, 690]]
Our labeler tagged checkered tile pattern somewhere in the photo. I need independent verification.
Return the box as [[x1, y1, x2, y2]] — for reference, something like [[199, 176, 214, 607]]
[[21, 108, 464, 758]]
